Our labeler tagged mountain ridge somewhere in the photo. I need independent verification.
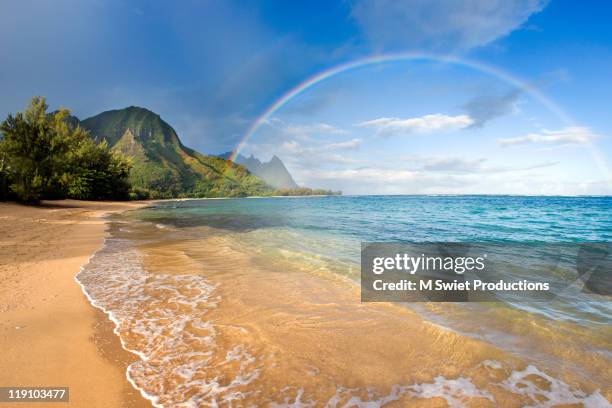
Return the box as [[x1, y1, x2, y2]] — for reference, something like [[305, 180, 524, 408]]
[[76, 106, 272, 198], [219, 152, 299, 189]]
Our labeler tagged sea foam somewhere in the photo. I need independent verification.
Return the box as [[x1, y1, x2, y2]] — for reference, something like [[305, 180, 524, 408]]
[[75, 232, 260, 407]]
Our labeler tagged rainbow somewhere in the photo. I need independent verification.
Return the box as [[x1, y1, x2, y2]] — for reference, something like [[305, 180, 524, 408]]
[[227, 52, 611, 184]]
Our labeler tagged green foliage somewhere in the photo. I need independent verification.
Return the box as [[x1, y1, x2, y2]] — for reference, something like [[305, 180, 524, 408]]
[[0, 97, 58, 201], [128, 186, 152, 200], [81, 107, 274, 198], [0, 97, 132, 202], [271, 187, 341, 196], [0, 100, 340, 202], [61, 139, 131, 200], [0, 143, 13, 200]]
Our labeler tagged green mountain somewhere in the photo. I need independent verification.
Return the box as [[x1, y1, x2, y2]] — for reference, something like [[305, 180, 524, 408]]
[[79, 107, 272, 198]]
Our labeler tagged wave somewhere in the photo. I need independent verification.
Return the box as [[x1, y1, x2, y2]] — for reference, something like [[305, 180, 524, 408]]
[[74, 219, 610, 407], [75, 233, 262, 407]]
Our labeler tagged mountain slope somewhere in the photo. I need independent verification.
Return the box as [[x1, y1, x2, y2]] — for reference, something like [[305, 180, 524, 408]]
[[80, 107, 271, 198], [219, 152, 298, 189]]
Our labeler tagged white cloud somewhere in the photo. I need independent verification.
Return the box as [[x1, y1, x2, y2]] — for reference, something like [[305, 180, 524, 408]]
[[258, 121, 365, 168], [285, 122, 349, 137], [417, 156, 557, 173], [327, 138, 362, 150], [281, 140, 303, 153], [351, 0, 548, 51], [298, 165, 608, 196], [279, 139, 365, 165], [315, 123, 349, 134], [421, 157, 487, 173], [357, 114, 474, 135], [310, 167, 419, 182], [498, 127, 599, 147], [326, 154, 363, 164]]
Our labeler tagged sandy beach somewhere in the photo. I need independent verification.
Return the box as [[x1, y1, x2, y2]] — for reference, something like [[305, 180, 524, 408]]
[[2, 198, 610, 407], [0, 200, 151, 408], [77, 200, 610, 407]]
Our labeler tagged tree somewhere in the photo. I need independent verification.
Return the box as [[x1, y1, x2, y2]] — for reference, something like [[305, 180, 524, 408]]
[[0, 142, 11, 200], [59, 137, 132, 200], [0, 97, 132, 202], [0, 97, 57, 201]]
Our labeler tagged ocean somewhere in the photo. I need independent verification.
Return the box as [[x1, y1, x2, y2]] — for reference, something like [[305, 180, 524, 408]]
[[77, 195, 612, 407]]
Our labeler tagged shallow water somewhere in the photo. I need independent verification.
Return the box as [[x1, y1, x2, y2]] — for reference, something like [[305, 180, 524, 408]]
[[77, 196, 612, 407]]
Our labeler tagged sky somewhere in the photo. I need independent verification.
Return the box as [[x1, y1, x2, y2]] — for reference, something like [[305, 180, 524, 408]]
[[1, 0, 611, 194]]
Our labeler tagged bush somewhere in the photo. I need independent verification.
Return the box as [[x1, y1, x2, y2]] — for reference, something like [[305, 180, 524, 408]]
[[129, 187, 151, 200], [272, 187, 341, 196], [0, 97, 132, 203], [0, 149, 14, 200]]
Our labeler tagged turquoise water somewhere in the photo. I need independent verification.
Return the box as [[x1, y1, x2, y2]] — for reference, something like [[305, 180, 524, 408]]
[[92, 195, 612, 406], [134, 195, 612, 325], [140, 195, 612, 243]]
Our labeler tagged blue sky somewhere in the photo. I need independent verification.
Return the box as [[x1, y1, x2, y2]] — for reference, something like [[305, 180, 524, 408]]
[[1, 0, 611, 194]]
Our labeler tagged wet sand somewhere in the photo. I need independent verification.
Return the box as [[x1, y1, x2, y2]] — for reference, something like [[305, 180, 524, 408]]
[[14, 200, 608, 407], [131, 223, 611, 407], [0, 200, 151, 408]]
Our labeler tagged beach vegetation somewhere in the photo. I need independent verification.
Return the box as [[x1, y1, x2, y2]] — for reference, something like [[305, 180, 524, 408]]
[[0, 97, 340, 203], [272, 187, 341, 196], [0, 97, 131, 203], [80, 106, 274, 199]]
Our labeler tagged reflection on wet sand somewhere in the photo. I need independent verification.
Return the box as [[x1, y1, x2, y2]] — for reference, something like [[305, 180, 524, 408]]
[[124, 221, 608, 407]]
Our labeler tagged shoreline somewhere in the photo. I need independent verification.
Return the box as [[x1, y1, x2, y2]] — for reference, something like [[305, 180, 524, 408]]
[[92, 211, 610, 406], [2, 197, 610, 406], [73, 238, 160, 408], [0, 199, 152, 408]]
